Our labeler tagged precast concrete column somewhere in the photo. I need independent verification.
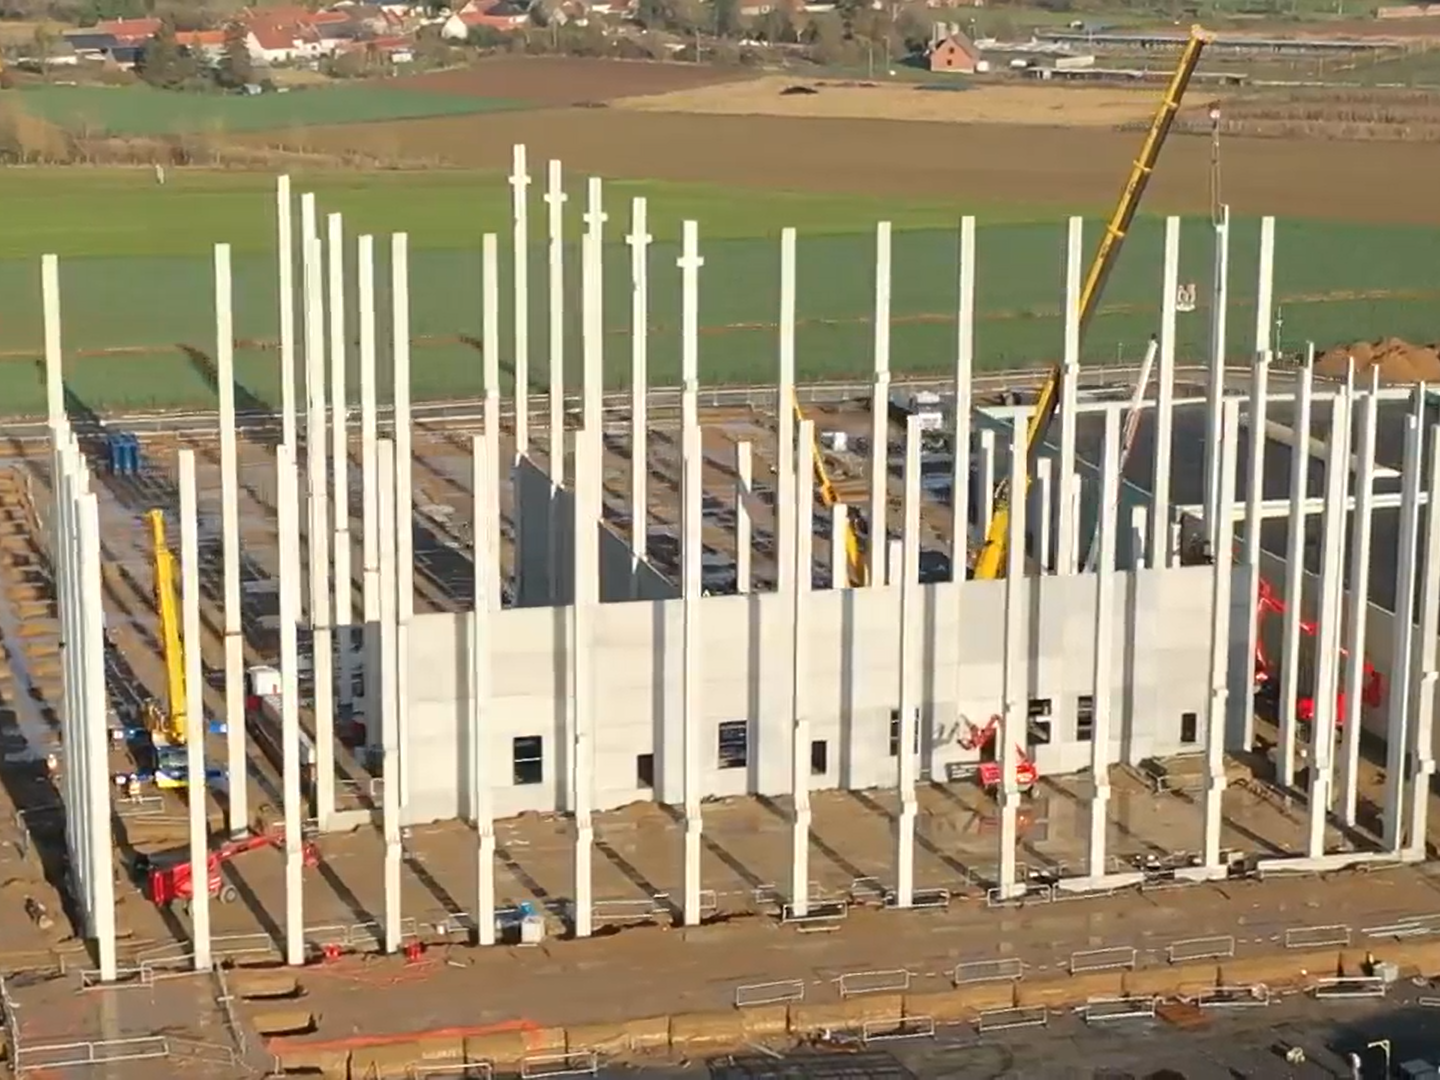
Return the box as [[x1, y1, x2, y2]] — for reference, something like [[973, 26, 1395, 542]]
[[277, 176, 297, 453], [1056, 217, 1082, 576], [582, 178, 607, 439], [1278, 358, 1315, 788], [868, 223, 892, 588], [510, 144, 532, 455], [735, 440, 752, 593], [304, 231, 335, 826], [358, 235, 381, 758], [1340, 369, 1379, 824], [481, 235, 503, 596], [572, 428, 599, 939], [1036, 457, 1053, 573], [377, 439, 403, 952], [1309, 391, 1352, 857], [470, 434, 497, 944], [214, 243, 247, 835], [776, 228, 797, 599], [677, 220, 702, 434], [545, 159, 567, 483], [830, 503, 847, 590], [1130, 507, 1148, 570], [1203, 206, 1231, 555], [78, 491, 116, 981], [1204, 400, 1240, 870], [1407, 429, 1440, 859], [276, 443, 306, 966], [998, 415, 1028, 898], [300, 194, 318, 510], [628, 197, 652, 558], [952, 217, 975, 576], [329, 214, 354, 747], [1087, 408, 1120, 879], [1151, 217, 1180, 570], [1384, 398, 1426, 851], [56, 453, 85, 936], [178, 450, 212, 971], [895, 416, 922, 908], [790, 421, 815, 916], [978, 430, 995, 532], [680, 422, 704, 924], [1241, 355, 1272, 750], [391, 234, 414, 808]]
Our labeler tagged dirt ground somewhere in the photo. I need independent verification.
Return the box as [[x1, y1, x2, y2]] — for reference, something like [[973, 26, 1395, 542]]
[[273, 107, 1440, 225], [613, 78, 1169, 127], [386, 56, 756, 105]]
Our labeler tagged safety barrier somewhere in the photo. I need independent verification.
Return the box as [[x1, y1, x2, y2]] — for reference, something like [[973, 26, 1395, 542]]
[[976, 1005, 1049, 1033], [733, 980, 805, 1008], [520, 1050, 600, 1078], [17, 1035, 170, 1070], [1284, 924, 1351, 949], [1312, 976, 1387, 999], [986, 883, 1053, 908], [1362, 913, 1440, 940], [1080, 996, 1157, 1024], [79, 965, 153, 990], [592, 898, 665, 924], [953, 958, 1025, 986], [1068, 947, 1137, 974], [837, 969, 910, 999], [780, 900, 848, 929], [1194, 984, 1271, 1009], [166, 1037, 239, 1067], [849, 877, 886, 905], [305, 916, 419, 952], [861, 1016, 935, 1044], [1166, 935, 1235, 963], [885, 888, 950, 910], [1419, 997, 1440, 1009], [407, 1065, 494, 1080]]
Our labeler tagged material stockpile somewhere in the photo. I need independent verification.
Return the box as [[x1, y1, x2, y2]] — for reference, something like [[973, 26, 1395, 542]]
[[1316, 337, 1440, 383]]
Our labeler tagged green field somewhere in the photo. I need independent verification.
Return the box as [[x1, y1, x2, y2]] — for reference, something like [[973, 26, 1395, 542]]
[[13, 84, 524, 136], [0, 168, 1436, 417]]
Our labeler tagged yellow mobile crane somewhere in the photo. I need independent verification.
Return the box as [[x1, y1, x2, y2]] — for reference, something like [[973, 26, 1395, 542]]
[[971, 25, 1211, 581], [143, 508, 190, 786], [794, 400, 869, 587]]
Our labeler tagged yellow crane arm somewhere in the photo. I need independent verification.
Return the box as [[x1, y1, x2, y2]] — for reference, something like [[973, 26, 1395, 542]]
[[147, 509, 187, 743], [792, 398, 868, 587], [971, 26, 1211, 582]]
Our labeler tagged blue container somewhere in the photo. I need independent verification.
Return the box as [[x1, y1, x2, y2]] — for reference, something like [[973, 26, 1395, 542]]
[[121, 433, 140, 475], [105, 433, 124, 474]]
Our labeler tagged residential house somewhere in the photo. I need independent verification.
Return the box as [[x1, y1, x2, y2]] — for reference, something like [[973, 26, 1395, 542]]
[[243, 7, 356, 61], [64, 17, 161, 65], [175, 29, 228, 60], [442, 0, 532, 37], [927, 29, 981, 72], [337, 33, 414, 61]]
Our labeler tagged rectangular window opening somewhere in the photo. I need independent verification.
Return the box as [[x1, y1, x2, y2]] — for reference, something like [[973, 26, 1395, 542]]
[[636, 753, 655, 789], [718, 721, 748, 770], [888, 709, 920, 756], [1180, 712, 1199, 745], [1076, 696, 1095, 743], [512, 735, 544, 785], [811, 739, 828, 776]]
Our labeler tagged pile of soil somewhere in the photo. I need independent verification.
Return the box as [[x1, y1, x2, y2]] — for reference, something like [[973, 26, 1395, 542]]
[[1316, 337, 1440, 383]]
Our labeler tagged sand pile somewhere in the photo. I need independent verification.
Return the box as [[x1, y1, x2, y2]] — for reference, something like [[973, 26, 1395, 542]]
[[1316, 337, 1440, 383]]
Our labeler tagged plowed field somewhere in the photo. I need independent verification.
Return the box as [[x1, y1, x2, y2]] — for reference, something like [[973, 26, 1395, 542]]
[[386, 56, 755, 106]]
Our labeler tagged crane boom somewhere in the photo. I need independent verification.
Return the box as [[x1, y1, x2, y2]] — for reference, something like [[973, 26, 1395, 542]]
[[792, 398, 868, 587], [971, 26, 1210, 581], [147, 508, 187, 745]]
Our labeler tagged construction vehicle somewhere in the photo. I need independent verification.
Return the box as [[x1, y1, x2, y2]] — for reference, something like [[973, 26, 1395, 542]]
[[793, 400, 868, 587], [245, 664, 320, 806], [136, 829, 318, 908], [961, 716, 1038, 795], [1253, 576, 1384, 727], [142, 508, 190, 787], [971, 25, 1212, 581]]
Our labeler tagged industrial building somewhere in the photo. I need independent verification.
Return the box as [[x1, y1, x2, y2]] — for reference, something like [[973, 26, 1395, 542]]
[[25, 145, 1440, 991]]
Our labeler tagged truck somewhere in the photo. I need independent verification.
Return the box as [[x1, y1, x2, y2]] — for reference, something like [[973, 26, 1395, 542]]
[[888, 389, 946, 432]]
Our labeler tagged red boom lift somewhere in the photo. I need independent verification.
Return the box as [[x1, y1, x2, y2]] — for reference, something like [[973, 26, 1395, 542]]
[[961, 716, 1039, 794], [140, 829, 319, 907]]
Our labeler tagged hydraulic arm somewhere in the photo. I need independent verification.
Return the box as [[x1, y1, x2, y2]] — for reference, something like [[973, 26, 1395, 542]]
[[971, 25, 1210, 581], [793, 398, 868, 587]]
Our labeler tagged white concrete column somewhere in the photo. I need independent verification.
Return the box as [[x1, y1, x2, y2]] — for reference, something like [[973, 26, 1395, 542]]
[[1036, 457, 1053, 573], [1339, 369, 1379, 825], [1204, 400, 1240, 869], [1385, 398, 1426, 851], [1088, 408, 1120, 878], [305, 232, 334, 827], [1309, 391, 1352, 857], [510, 144, 532, 455], [300, 194, 318, 497], [1130, 506, 1148, 571], [628, 197, 652, 559], [790, 421, 815, 915], [377, 439, 403, 952], [896, 416, 922, 907], [42, 254, 64, 436], [544, 159, 567, 483], [470, 434, 497, 944], [78, 491, 116, 980], [680, 423, 704, 924], [677, 220, 702, 433], [277, 175, 297, 453], [1203, 206, 1231, 555], [276, 443, 306, 966], [868, 222, 892, 588], [329, 214, 354, 741], [1241, 350, 1271, 750], [214, 243, 247, 835], [1407, 428, 1440, 859], [1278, 359, 1315, 788], [979, 429, 995, 533], [572, 429, 598, 939], [1056, 217, 1082, 576], [391, 233, 413, 809], [998, 416, 1028, 897], [482, 234, 502, 565], [1151, 217, 1180, 570], [735, 440, 752, 593], [178, 450, 212, 971], [582, 178, 607, 439], [953, 216, 975, 576], [830, 503, 847, 590], [776, 228, 797, 599], [358, 235, 381, 756]]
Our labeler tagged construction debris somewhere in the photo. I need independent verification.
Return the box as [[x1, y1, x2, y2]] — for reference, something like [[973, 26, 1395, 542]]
[[1316, 337, 1440, 383]]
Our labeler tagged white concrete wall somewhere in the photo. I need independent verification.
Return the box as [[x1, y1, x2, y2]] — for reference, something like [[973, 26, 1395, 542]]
[[403, 564, 1234, 825]]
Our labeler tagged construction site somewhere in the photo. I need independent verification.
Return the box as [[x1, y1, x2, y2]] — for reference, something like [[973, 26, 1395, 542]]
[[6, 25, 1440, 1080]]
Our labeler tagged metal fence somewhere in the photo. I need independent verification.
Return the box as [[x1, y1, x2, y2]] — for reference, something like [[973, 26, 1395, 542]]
[[837, 970, 911, 998], [734, 979, 806, 1008], [1081, 996, 1157, 1024], [953, 958, 1025, 986], [1069, 947, 1137, 974], [1284, 924, 1351, 949], [1166, 935, 1236, 963], [976, 1006, 1049, 1034]]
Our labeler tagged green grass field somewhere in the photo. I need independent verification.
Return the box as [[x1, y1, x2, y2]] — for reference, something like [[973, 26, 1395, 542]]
[[0, 168, 1436, 417], [14, 84, 525, 137]]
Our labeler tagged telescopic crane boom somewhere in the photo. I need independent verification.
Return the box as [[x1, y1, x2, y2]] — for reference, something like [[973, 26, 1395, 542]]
[[145, 508, 187, 747], [971, 25, 1211, 581], [793, 399, 869, 587]]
